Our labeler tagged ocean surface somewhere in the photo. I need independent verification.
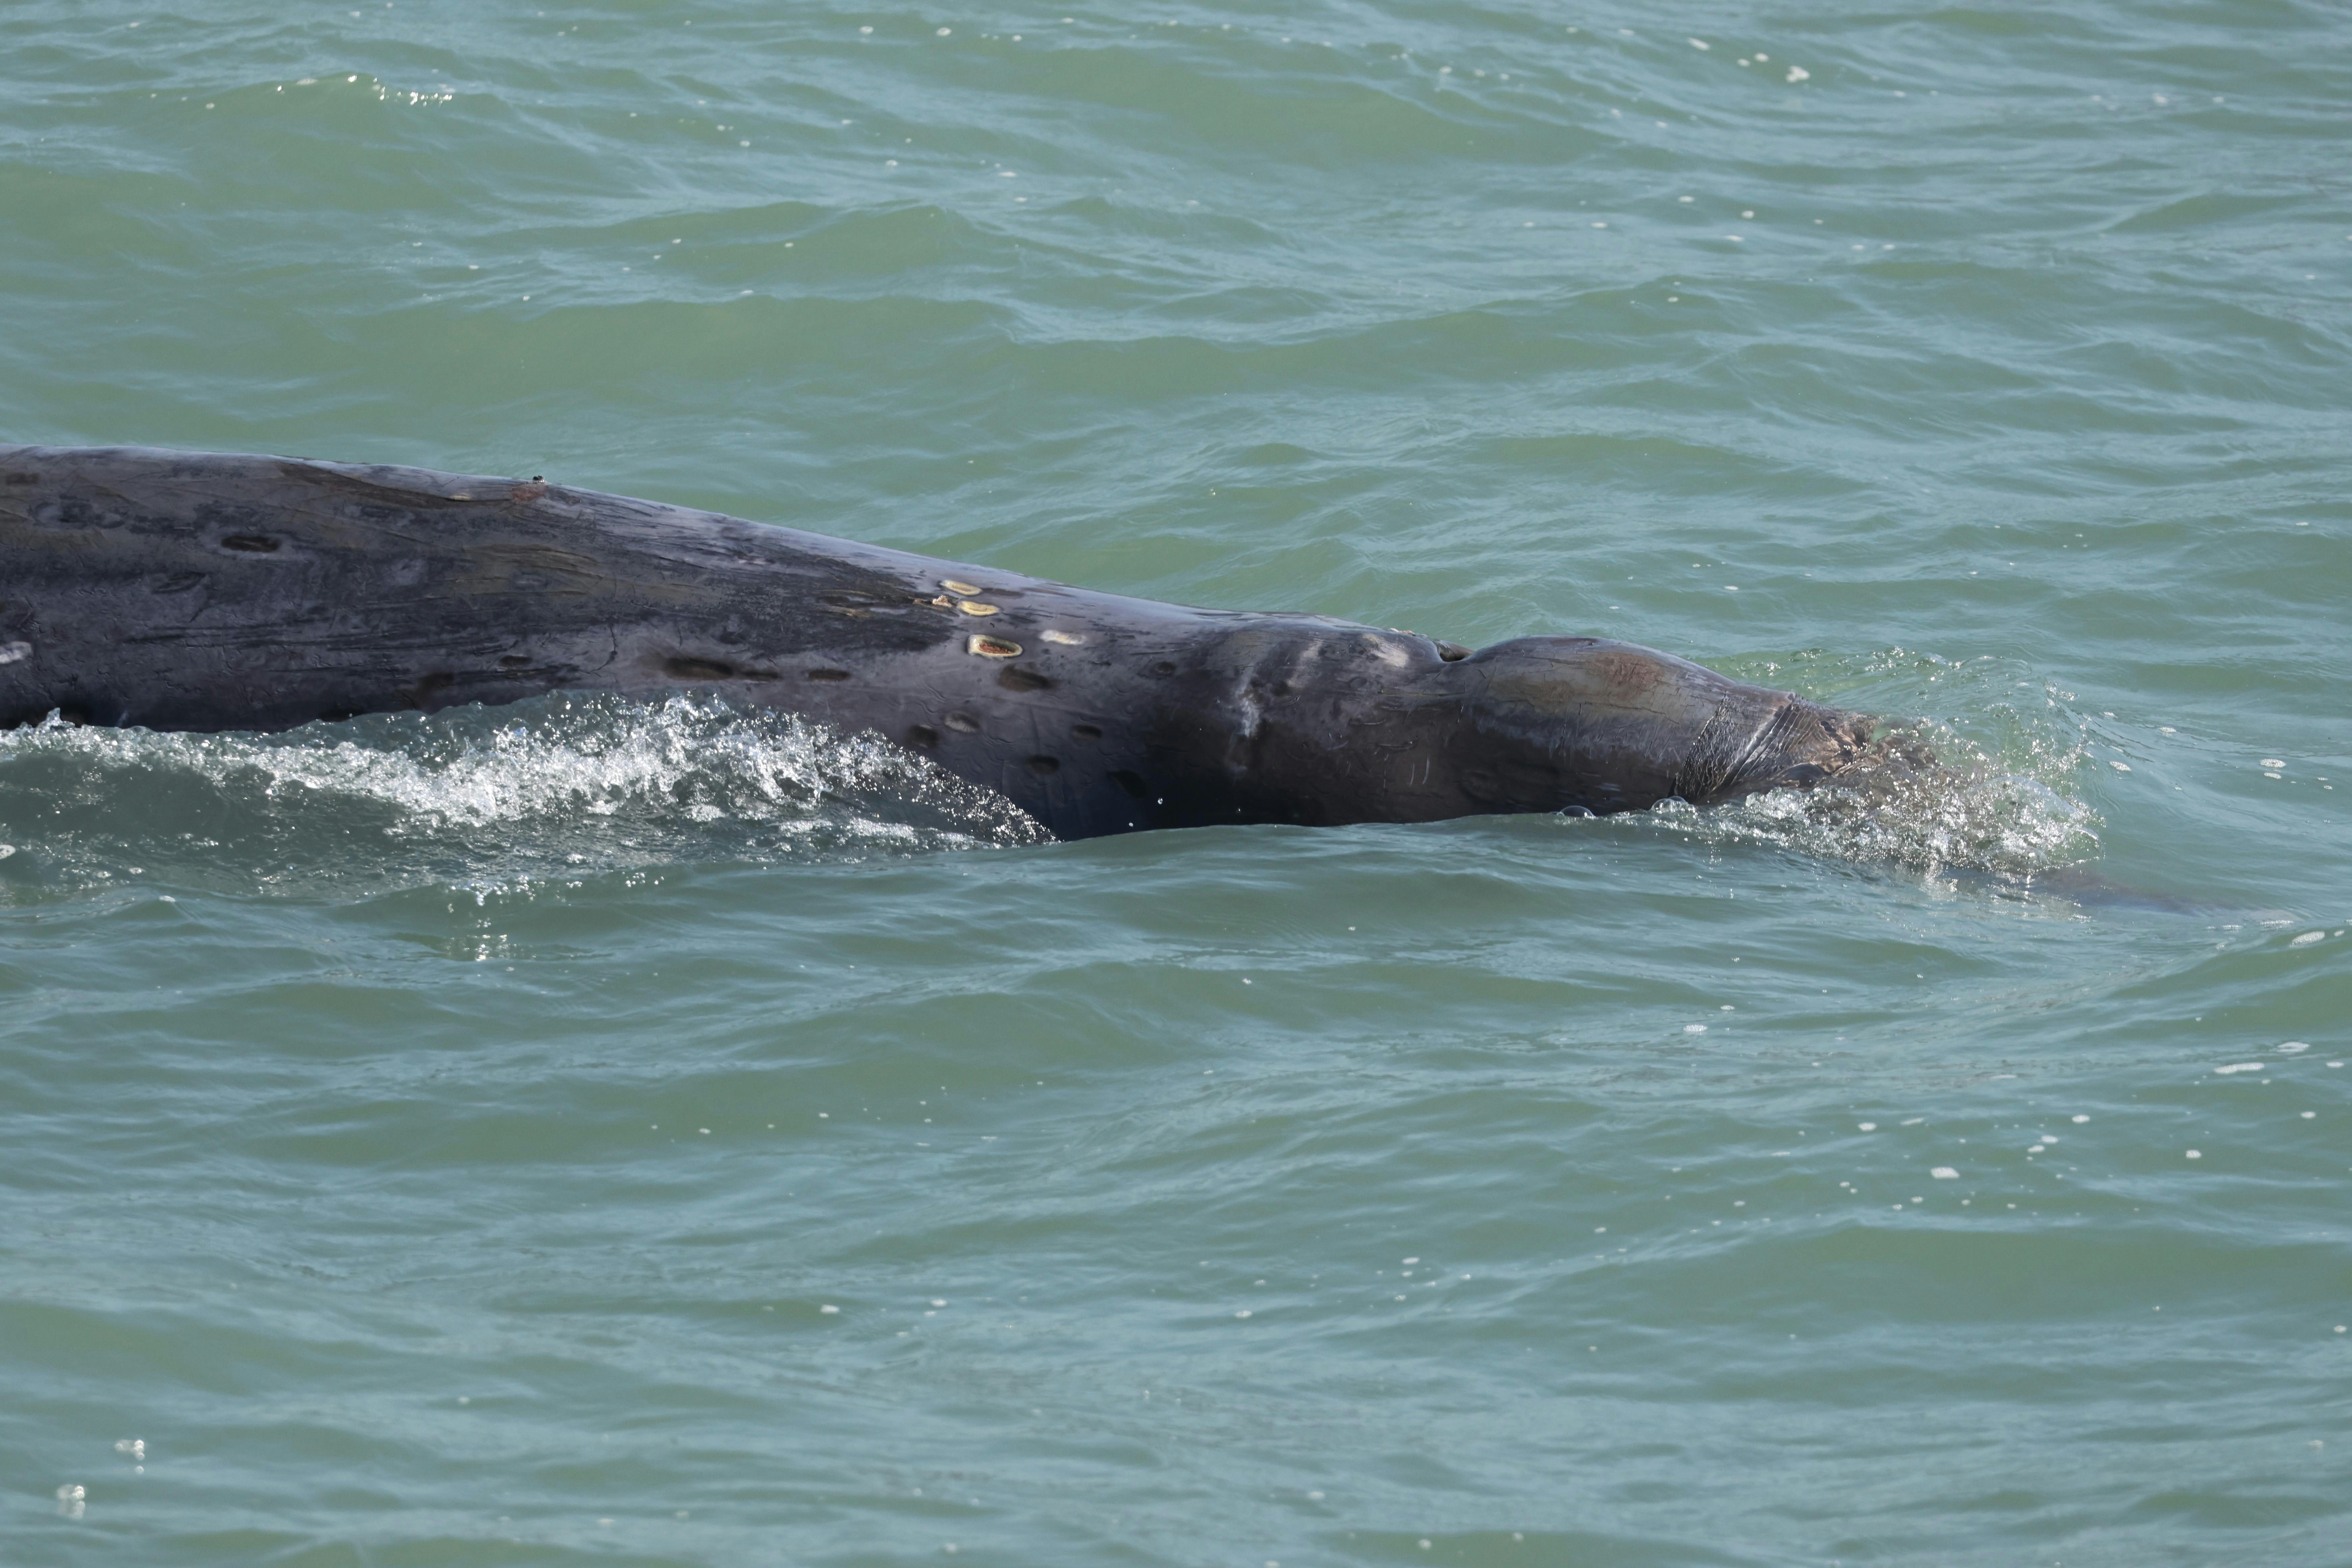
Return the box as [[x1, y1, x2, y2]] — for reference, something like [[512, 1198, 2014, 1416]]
[[3, 2, 2349, 1563]]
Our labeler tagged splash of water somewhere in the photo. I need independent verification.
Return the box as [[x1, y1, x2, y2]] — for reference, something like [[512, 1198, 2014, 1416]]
[[0, 693, 1045, 897], [1626, 648, 2101, 878]]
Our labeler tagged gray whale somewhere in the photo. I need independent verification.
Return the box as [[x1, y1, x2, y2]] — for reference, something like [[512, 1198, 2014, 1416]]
[[0, 445, 1876, 839]]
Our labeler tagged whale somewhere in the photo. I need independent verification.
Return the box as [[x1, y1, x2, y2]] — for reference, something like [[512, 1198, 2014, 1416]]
[[0, 444, 1878, 839]]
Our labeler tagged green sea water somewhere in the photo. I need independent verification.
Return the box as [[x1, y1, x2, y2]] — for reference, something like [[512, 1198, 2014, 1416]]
[[3, 2, 2349, 1564]]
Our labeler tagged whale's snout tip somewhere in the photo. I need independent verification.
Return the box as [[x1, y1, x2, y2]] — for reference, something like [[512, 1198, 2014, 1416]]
[[1784, 702, 1879, 786], [1760, 702, 1955, 806], [1672, 694, 1871, 805]]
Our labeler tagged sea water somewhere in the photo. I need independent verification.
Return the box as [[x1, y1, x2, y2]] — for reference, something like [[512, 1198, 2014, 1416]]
[[2, 2, 2347, 1563]]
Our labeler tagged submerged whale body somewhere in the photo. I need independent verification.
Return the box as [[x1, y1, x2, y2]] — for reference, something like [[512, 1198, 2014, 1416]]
[[0, 445, 1877, 840]]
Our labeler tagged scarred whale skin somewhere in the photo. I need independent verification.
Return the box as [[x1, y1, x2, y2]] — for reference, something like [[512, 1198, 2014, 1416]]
[[0, 445, 1875, 840]]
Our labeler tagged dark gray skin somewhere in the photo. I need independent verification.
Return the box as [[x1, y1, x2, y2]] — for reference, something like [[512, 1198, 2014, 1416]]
[[0, 445, 1877, 839]]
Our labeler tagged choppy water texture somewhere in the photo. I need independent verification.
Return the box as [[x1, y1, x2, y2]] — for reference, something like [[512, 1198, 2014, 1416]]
[[4, 1, 2349, 1563]]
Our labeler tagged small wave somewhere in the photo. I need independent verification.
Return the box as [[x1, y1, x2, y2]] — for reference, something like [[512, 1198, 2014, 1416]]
[[0, 693, 1045, 898], [1622, 648, 2101, 878]]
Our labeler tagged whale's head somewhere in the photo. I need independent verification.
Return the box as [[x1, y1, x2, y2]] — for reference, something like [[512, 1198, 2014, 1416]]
[[1447, 635, 1876, 816]]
